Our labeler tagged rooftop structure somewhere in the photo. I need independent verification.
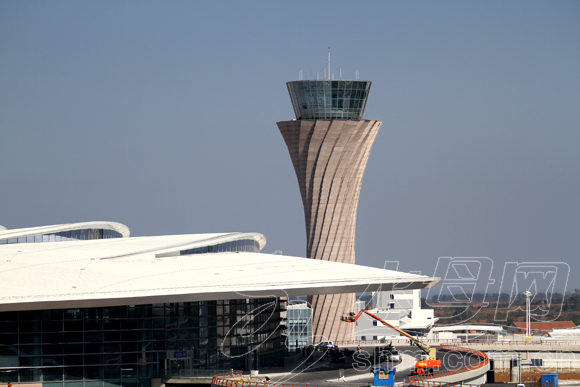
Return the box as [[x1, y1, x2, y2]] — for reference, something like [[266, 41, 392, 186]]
[[548, 328, 580, 337], [0, 221, 130, 244], [0, 223, 438, 312], [513, 321, 577, 335]]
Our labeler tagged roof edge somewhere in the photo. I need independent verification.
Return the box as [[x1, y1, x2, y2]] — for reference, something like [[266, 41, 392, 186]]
[[0, 221, 130, 239]]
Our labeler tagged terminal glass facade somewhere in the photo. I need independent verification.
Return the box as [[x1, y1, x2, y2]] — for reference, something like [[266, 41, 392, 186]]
[[0, 299, 285, 387], [0, 229, 123, 245], [287, 80, 371, 120], [285, 304, 312, 350], [179, 239, 260, 255]]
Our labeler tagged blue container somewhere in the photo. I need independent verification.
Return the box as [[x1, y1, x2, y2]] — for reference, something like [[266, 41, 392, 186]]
[[541, 374, 559, 387], [373, 366, 396, 387]]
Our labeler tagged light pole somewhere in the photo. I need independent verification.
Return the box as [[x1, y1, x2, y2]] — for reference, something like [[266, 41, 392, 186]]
[[518, 352, 522, 384], [524, 291, 533, 338]]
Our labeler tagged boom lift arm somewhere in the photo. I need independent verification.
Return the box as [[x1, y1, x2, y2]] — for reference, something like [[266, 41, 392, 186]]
[[342, 310, 437, 360]]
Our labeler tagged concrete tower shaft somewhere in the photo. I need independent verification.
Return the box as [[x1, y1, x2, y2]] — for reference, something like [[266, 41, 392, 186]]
[[276, 118, 381, 342]]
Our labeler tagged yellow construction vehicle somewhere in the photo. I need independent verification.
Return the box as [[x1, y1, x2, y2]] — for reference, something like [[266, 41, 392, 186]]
[[342, 310, 441, 375]]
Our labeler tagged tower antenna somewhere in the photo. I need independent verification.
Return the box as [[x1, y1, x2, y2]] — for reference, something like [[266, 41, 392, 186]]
[[328, 47, 331, 81]]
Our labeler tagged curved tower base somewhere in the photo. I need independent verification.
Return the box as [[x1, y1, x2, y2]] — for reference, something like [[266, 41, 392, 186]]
[[277, 119, 381, 342]]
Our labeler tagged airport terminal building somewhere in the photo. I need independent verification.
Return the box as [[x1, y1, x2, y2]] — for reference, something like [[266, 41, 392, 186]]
[[0, 222, 439, 387]]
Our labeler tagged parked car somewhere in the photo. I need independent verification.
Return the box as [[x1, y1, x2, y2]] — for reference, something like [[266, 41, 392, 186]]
[[376, 344, 401, 362], [315, 341, 337, 351], [388, 349, 401, 362]]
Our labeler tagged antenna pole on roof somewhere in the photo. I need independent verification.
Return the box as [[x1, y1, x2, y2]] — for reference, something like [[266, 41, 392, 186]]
[[328, 47, 331, 81]]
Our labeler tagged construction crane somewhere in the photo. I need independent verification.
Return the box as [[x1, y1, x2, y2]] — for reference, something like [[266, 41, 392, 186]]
[[342, 310, 441, 374]]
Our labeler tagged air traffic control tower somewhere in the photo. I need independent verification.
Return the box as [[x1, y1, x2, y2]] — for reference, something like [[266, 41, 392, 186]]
[[277, 78, 382, 342]]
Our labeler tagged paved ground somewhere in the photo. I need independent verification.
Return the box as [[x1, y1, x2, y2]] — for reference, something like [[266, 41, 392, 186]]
[[256, 345, 466, 387], [218, 344, 577, 387]]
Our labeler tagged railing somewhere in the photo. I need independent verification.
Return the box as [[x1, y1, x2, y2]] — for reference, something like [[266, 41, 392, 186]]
[[333, 339, 456, 346], [408, 345, 489, 387], [330, 339, 580, 346], [462, 340, 580, 346]]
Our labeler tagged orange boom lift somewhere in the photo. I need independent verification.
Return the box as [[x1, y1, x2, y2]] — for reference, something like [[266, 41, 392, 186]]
[[342, 310, 441, 374]]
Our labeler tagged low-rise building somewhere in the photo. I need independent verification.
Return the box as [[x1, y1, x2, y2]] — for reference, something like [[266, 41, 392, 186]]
[[355, 289, 437, 341]]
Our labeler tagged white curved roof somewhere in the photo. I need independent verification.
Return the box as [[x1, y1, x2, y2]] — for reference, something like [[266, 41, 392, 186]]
[[0, 232, 439, 312], [0, 221, 130, 239], [0, 225, 6, 231]]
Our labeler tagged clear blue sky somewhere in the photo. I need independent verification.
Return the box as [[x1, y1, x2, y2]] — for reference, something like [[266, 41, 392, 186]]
[[1, 1, 579, 291]]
